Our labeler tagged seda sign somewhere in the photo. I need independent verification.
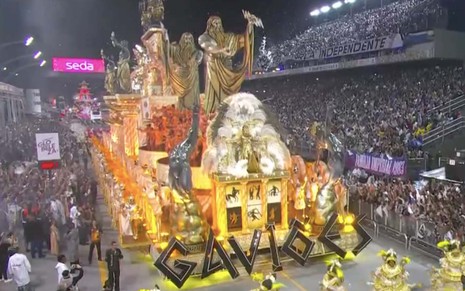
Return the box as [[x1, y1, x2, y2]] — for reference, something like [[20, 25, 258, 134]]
[[154, 213, 372, 288], [52, 58, 105, 74]]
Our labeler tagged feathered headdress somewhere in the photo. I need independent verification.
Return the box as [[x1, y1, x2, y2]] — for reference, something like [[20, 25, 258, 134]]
[[378, 249, 411, 265], [437, 239, 461, 252], [326, 259, 344, 280]]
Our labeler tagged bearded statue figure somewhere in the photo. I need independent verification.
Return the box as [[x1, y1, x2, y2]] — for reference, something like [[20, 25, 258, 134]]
[[198, 12, 263, 114], [111, 32, 132, 94], [101, 50, 117, 95], [169, 33, 203, 110]]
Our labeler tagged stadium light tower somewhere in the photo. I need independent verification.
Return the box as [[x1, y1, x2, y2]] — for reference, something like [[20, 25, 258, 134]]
[[320, 6, 331, 13], [332, 1, 343, 9], [310, 9, 321, 16]]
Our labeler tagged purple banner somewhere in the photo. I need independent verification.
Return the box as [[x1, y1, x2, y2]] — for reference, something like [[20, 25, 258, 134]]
[[345, 151, 407, 177]]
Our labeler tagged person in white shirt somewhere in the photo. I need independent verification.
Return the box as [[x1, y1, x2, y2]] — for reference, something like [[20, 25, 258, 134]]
[[69, 205, 81, 228], [55, 254, 69, 285], [7, 248, 32, 291]]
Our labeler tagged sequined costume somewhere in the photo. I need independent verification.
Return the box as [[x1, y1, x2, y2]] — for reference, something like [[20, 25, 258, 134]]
[[320, 260, 347, 291], [370, 249, 420, 291], [431, 239, 465, 290]]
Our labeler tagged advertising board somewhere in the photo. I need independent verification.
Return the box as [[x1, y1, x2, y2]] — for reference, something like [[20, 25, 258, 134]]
[[52, 58, 105, 73]]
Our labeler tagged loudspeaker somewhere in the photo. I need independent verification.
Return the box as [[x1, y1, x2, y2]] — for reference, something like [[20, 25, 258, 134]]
[[445, 159, 465, 182]]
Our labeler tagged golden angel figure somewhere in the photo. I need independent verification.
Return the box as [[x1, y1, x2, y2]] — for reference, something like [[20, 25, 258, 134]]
[[198, 12, 263, 114], [169, 33, 203, 110], [111, 32, 132, 93]]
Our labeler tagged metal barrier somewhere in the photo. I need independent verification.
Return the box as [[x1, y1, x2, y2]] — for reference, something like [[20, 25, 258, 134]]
[[426, 94, 465, 115], [353, 199, 441, 251], [423, 117, 465, 146]]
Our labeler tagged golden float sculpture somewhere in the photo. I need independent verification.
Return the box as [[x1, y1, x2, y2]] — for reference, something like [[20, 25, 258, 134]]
[[199, 11, 263, 114], [91, 2, 368, 287]]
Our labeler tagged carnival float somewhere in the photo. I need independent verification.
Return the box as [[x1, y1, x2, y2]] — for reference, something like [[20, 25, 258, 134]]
[[90, 0, 373, 289]]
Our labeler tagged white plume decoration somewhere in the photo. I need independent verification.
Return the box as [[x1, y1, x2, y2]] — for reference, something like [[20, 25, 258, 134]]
[[260, 157, 275, 175], [202, 92, 291, 178], [227, 160, 249, 178]]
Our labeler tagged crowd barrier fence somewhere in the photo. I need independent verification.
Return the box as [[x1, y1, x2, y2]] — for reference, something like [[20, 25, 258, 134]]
[[350, 195, 442, 257]]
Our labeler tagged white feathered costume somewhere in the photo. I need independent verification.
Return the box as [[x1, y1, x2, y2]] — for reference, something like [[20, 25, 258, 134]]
[[202, 93, 290, 178]]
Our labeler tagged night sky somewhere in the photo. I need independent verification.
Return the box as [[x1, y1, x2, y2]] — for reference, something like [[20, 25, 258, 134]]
[[0, 0, 464, 100], [0, 0, 326, 99]]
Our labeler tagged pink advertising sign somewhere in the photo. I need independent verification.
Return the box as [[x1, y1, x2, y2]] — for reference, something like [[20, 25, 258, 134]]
[[52, 58, 105, 73]]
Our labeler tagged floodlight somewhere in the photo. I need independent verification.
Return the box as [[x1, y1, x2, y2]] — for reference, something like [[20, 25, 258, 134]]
[[310, 9, 321, 16], [332, 1, 343, 9], [40, 60, 47, 67], [25, 36, 34, 46], [320, 6, 331, 13], [33, 51, 42, 59]]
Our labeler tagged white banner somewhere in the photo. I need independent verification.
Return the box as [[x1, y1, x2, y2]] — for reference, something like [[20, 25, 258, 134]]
[[35, 133, 61, 161], [317, 34, 403, 59]]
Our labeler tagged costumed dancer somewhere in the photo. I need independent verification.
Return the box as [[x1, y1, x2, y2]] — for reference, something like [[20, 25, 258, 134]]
[[431, 239, 465, 290], [250, 272, 285, 291], [320, 259, 347, 291], [368, 249, 421, 291]]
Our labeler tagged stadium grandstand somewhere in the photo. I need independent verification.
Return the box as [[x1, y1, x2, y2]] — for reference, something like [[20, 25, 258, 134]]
[[246, 0, 465, 164]]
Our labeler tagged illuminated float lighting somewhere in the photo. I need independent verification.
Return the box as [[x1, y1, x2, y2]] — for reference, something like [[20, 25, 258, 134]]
[[320, 6, 331, 13], [39, 60, 47, 67], [332, 1, 343, 9], [310, 9, 320, 16]]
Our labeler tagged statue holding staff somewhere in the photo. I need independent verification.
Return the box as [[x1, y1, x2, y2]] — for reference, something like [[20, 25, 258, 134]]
[[111, 32, 132, 93], [169, 33, 203, 110], [198, 11, 263, 114], [101, 49, 117, 95]]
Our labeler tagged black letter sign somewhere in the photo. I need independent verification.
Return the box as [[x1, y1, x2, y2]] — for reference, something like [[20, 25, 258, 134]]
[[201, 229, 239, 279], [228, 229, 262, 274], [265, 224, 283, 271], [281, 219, 315, 266], [154, 237, 197, 289]]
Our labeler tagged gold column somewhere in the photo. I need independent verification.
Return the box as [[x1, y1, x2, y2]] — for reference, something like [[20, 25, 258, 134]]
[[215, 182, 227, 238], [240, 181, 248, 233], [281, 179, 289, 229], [261, 178, 269, 228]]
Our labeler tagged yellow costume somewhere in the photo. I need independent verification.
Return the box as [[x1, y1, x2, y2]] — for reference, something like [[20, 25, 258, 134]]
[[370, 249, 420, 291], [250, 273, 285, 291], [320, 260, 347, 291], [431, 239, 465, 290]]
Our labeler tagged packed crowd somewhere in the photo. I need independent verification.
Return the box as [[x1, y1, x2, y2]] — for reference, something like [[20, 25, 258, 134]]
[[244, 63, 464, 157], [0, 117, 106, 290], [355, 176, 465, 243], [260, 0, 444, 68]]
